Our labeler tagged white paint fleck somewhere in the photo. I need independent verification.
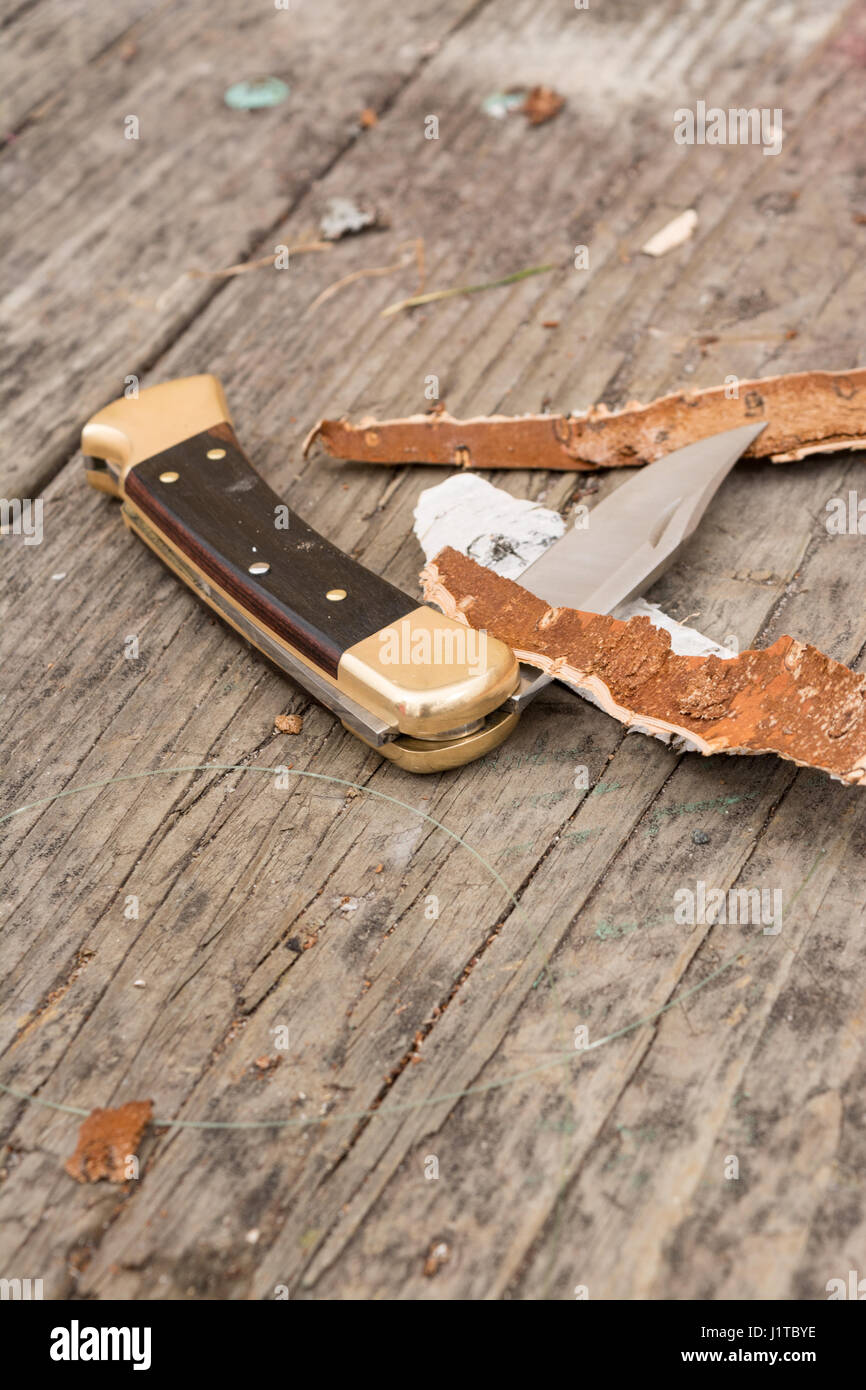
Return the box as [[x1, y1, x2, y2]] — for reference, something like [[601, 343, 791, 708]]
[[641, 209, 698, 258], [320, 196, 376, 240]]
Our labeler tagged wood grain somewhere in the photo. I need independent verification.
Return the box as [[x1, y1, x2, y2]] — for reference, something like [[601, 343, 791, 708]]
[[123, 424, 415, 674], [1, 0, 865, 1303]]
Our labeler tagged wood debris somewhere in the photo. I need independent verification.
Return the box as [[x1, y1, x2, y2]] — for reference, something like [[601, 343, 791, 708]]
[[189, 242, 330, 280], [304, 369, 866, 471], [319, 196, 380, 241], [252, 1055, 281, 1077], [380, 262, 553, 317], [521, 85, 565, 125], [64, 1100, 153, 1184], [423, 1239, 451, 1276], [640, 209, 698, 257], [304, 240, 422, 317], [421, 548, 866, 786], [275, 712, 303, 734]]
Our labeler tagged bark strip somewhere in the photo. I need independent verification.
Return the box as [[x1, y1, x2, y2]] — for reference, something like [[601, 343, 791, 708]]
[[421, 547, 866, 785], [305, 369, 866, 471], [64, 1100, 153, 1184]]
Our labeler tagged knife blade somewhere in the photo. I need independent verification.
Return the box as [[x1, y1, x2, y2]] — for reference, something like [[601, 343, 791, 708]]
[[506, 421, 767, 712]]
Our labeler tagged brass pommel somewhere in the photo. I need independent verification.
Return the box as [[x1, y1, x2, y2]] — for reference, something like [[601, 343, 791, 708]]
[[81, 375, 231, 497]]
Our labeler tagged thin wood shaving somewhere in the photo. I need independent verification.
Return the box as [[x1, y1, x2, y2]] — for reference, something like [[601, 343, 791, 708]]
[[189, 242, 331, 279], [304, 238, 425, 316]]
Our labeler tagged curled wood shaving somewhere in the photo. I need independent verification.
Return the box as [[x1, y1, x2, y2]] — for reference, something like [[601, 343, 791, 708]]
[[303, 369, 866, 471], [305, 240, 423, 317], [189, 242, 331, 280], [64, 1100, 153, 1184], [421, 548, 866, 786]]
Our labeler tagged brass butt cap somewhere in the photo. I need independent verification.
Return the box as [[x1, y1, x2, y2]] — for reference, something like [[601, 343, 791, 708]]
[[81, 375, 231, 497]]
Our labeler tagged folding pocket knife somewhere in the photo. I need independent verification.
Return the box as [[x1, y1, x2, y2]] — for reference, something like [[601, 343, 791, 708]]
[[82, 376, 765, 772]]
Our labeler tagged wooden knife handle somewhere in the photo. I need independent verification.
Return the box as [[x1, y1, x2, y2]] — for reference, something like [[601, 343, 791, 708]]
[[81, 377, 520, 765], [123, 421, 415, 678]]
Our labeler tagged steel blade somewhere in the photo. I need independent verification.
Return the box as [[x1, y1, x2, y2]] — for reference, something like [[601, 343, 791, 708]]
[[519, 421, 766, 611], [506, 421, 766, 711]]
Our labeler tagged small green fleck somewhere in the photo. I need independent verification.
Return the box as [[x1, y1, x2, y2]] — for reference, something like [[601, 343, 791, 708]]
[[595, 919, 639, 940], [481, 90, 527, 119], [224, 77, 290, 111]]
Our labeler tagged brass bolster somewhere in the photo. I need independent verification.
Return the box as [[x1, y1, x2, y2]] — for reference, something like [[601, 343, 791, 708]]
[[122, 506, 519, 760], [338, 606, 520, 739]]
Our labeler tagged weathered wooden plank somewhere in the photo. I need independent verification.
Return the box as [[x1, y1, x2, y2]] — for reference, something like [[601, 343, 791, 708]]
[[277, 450, 866, 1301], [2, 0, 865, 1303], [0, 0, 166, 134], [231, 2, 866, 1298], [0, 0, 483, 496], [283, 27, 866, 1289]]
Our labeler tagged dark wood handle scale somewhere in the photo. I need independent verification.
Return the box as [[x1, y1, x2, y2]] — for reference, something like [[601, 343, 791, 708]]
[[82, 376, 519, 771], [125, 422, 415, 678]]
